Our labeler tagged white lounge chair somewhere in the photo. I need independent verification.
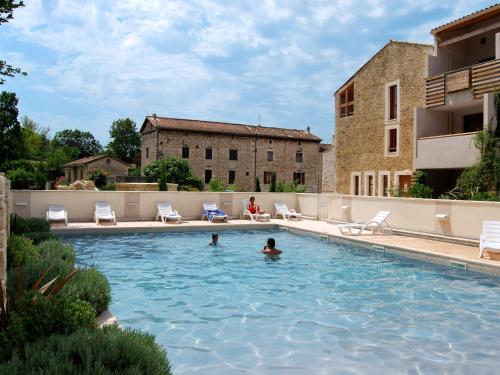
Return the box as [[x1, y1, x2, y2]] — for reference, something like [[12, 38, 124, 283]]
[[94, 202, 116, 225], [156, 202, 182, 223], [202, 202, 228, 223], [338, 211, 392, 235], [46, 205, 68, 226], [242, 199, 270, 222], [274, 201, 302, 220], [479, 221, 500, 258]]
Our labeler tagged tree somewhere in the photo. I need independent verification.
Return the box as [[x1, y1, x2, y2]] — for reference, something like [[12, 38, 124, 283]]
[[0, 1, 26, 84], [269, 172, 277, 192], [255, 177, 261, 192], [52, 129, 103, 159], [0, 91, 24, 166], [21, 116, 50, 160], [107, 118, 141, 163], [142, 156, 203, 190]]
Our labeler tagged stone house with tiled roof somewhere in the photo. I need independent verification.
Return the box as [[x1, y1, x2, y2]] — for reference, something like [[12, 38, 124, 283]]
[[64, 155, 131, 183], [140, 116, 323, 192], [334, 40, 432, 196]]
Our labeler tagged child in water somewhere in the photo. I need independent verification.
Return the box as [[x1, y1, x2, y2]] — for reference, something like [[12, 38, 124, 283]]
[[209, 233, 219, 246], [261, 238, 282, 256]]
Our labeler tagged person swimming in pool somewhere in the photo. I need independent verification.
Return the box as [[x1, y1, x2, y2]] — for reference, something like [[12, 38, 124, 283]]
[[209, 233, 219, 246], [261, 238, 282, 256]]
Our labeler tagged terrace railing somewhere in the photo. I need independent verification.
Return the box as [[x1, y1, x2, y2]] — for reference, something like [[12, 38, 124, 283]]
[[425, 59, 500, 107]]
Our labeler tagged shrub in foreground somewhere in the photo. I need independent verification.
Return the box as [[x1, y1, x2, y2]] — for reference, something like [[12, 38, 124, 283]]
[[0, 292, 96, 362], [0, 325, 172, 375], [60, 268, 111, 314], [37, 239, 76, 265], [24, 231, 58, 245], [10, 215, 50, 236], [6, 235, 39, 268]]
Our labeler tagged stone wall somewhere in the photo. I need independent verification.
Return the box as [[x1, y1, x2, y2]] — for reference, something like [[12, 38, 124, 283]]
[[142, 129, 321, 192], [0, 175, 10, 299], [334, 41, 432, 195], [321, 140, 335, 192]]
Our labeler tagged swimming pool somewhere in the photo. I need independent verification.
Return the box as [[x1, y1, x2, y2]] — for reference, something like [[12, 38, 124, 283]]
[[67, 229, 500, 374]]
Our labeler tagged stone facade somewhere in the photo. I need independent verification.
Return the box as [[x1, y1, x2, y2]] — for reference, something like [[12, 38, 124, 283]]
[[141, 118, 322, 192], [0, 175, 10, 302], [64, 155, 131, 183], [321, 138, 335, 192], [334, 41, 431, 196]]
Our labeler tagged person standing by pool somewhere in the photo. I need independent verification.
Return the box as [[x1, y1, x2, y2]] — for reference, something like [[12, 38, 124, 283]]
[[261, 238, 282, 256], [248, 196, 266, 215], [209, 233, 219, 246]]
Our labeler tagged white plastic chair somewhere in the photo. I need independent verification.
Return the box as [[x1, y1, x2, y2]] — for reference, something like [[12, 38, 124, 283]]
[[479, 221, 500, 258], [94, 202, 116, 225], [156, 202, 182, 223], [202, 202, 227, 222], [337, 211, 392, 235], [274, 201, 302, 220], [242, 199, 270, 222], [46, 205, 68, 226]]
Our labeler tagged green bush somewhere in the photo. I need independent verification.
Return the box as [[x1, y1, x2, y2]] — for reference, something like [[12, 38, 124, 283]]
[[6, 167, 46, 190], [182, 175, 204, 191], [276, 181, 306, 193], [270, 172, 277, 192], [60, 268, 111, 314], [23, 231, 57, 244], [209, 178, 226, 192], [87, 169, 107, 188], [0, 325, 171, 375], [6, 235, 39, 269], [10, 215, 50, 236], [0, 292, 96, 362], [255, 177, 261, 192], [100, 183, 116, 191], [37, 239, 75, 264]]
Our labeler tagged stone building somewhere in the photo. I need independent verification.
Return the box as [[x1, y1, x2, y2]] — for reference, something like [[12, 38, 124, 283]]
[[140, 116, 322, 192], [64, 155, 131, 183], [320, 137, 335, 192], [334, 40, 432, 196]]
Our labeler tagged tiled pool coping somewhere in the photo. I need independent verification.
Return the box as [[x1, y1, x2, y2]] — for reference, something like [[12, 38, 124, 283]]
[[53, 219, 500, 276]]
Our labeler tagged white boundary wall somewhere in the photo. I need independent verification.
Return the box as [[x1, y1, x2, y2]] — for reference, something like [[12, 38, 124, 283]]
[[10, 191, 500, 239]]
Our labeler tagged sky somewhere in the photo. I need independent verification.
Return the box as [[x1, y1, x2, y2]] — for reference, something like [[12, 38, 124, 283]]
[[0, 0, 496, 144]]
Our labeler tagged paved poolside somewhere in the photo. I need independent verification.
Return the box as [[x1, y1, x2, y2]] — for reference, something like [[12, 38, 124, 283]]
[[53, 219, 500, 275]]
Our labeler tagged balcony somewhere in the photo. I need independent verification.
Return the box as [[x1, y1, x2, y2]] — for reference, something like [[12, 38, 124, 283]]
[[414, 132, 480, 169], [425, 59, 500, 107]]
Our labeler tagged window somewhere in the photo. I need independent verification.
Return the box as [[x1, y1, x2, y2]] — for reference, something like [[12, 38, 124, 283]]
[[351, 172, 361, 195], [146, 147, 149, 158], [269, 139, 273, 144], [388, 128, 397, 153], [205, 148, 212, 160], [297, 141, 301, 146], [204, 170, 212, 184], [389, 84, 398, 120], [229, 149, 238, 160], [379, 172, 390, 197], [293, 172, 305, 184], [267, 151, 274, 161], [182, 146, 189, 159], [354, 175, 360, 195], [228, 170, 236, 184], [463, 113, 483, 133], [339, 83, 354, 117], [365, 174, 374, 196], [296, 152, 303, 162], [263, 171, 273, 184]]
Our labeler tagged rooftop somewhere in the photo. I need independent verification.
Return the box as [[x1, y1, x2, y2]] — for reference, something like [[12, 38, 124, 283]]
[[431, 3, 500, 35], [64, 155, 129, 167], [141, 116, 322, 142]]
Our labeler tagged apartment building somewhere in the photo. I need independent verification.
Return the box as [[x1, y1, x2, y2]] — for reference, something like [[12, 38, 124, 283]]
[[334, 40, 432, 196], [140, 116, 322, 192], [414, 4, 500, 196]]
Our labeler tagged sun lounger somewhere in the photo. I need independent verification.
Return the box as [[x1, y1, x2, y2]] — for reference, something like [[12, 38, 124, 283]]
[[242, 199, 270, 221], [94, 202, 117, 225], [46, 205, 68, 226], [202, 202, 228, 223], [274, 201, 302, 220], [156, 202, 182, 223], [337, 211, 391, 235], [479, 221, 500, 258]]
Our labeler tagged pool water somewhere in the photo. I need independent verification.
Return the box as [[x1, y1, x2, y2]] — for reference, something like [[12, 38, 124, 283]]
[[67, 230, 500, 374]]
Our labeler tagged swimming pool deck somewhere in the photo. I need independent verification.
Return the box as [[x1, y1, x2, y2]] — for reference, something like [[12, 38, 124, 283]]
[[53, 219, 500, 275]]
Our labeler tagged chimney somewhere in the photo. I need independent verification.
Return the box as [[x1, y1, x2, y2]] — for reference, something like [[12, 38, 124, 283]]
[[152, 113, 157, 119], [306, 126, 310, 133]]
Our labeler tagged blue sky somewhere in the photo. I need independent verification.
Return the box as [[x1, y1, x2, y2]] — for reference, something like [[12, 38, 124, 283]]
[[0, 0, 495, 144]]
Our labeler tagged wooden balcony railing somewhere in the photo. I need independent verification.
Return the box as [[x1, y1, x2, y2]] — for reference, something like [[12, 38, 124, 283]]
[[425, 59, 500, 107]]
